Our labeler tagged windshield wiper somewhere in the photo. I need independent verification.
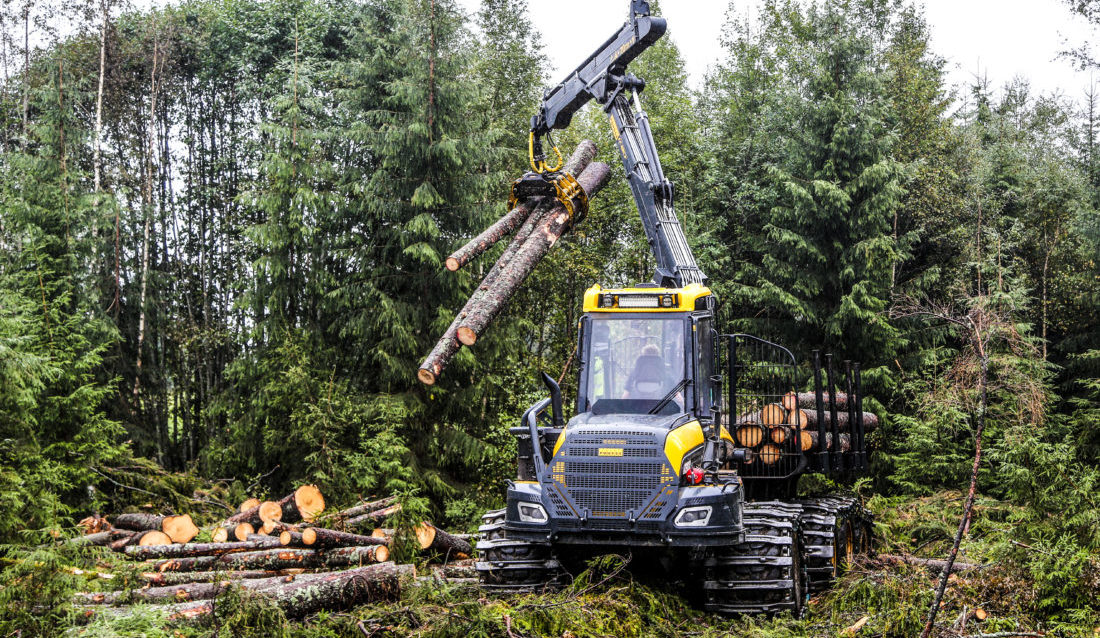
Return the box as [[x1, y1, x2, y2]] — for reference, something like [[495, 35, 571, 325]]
[[648, 377, 691, 415]]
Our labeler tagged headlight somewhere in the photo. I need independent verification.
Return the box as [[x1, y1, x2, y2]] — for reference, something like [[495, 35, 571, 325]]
[[674, 506, 712, 527], [518, 503, 548, 523]]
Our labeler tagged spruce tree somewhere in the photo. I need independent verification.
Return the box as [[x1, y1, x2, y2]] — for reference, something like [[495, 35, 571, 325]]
[[725, 0, 905, 374]]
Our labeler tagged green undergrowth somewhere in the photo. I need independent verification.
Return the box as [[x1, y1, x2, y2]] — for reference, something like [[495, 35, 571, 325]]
[[5, 491, 1098, 637]]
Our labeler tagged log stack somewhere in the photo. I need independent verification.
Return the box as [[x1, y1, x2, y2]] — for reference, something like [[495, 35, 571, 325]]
[[71, 489, 482, 620], [732, 394, 878, 459], [418, 140, 612, 385]]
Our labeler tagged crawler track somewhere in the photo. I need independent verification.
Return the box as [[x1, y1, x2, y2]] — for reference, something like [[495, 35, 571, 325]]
[[475, 509, 568, 593]]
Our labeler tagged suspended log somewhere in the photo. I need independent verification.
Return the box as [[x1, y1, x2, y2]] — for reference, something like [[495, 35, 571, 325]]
[[302, 527, 388, 549], [735, 423, 767, 448], [154, 545, 389, 573], [759, 404, 787, 426], [152, 563, 413, 621], [141, 569, 305, 587], [112, 513, 166, 532], [446, 205, 535, 273], [419, 141, 599, 385], [344, 503, 402, 529], [125, 537, 282, 560], [414, 523, 472, 557], [769, 425, 794, 445], [163, 515, 199, 544], [239, 498, 261, 513], [335, 495, 399, 521], [758, 444, 783, 465], [446, 141, 596, 273], [794, 392, 852, 410], [456, 162, 612, 347]]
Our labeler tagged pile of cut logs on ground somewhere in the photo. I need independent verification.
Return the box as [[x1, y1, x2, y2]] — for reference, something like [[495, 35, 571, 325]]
[[419, 139, 608, 385], [71, 486, 478, 621], [733, 392, 879, 464]]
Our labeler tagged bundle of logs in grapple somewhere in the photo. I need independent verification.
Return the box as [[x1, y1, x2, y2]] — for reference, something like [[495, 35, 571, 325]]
[[418, 140, 608, 385], [732, 392, 880, 465], [70, 486, 478, 621]]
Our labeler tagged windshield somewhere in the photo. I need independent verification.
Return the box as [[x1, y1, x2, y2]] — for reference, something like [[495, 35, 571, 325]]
[[583, 316, 687, 414]]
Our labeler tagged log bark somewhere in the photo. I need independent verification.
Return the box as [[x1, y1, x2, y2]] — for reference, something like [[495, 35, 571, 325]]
[[344, 503, 402, 529], [125, 537, 282, 560], [141, 569, 305, 587], [335, 495, 398, 521], [795, 391, 852, 410], [224, 503, 264, 526], [163, 515, 199, 544], [446, 140, 597, 274], [877, 554, 982, 574], [414, 523, 472, 557], [800, 429, 834, 452], [155, 562, 413, 621], [302, 527, 388, 549], [70, 529, 134, 547], [280, 531, 305, 546], [446, 204, 534, 273], [456, 162, 612, 346], [113, 513, 167, 531], [796, 409, 879, 431], [154, 545, 389, 573], [735, 423, 766, 448], [419, 141, 599, 385]]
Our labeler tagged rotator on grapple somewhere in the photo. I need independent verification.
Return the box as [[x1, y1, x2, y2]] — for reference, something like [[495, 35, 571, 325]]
[[474, 0, 875, 615]]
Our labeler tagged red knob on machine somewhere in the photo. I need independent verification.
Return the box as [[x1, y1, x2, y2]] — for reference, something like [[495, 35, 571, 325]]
[[684, 467, 704, 485]]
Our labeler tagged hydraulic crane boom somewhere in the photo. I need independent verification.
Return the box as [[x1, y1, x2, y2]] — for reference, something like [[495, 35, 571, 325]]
[[528, 0, 705, 288]]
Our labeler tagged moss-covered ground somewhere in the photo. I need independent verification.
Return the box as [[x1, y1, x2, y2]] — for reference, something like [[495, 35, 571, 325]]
[[3, 491, 1097, 638]]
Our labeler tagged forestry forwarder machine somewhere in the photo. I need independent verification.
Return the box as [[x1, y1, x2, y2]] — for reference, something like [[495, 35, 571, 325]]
[[475, 1, 874, 615]]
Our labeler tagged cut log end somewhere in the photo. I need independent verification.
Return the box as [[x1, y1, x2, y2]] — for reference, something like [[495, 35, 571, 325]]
[[212, 528, 228, 543], [417, 368, 437, 385], [163, 515, 199, 544], [302, 528, 317, 546], [139, 530, 173, 547], [240, 498, 261, 513], [294, 485, 325, 522], [235, 523, 255, 542], [258, 501, 283, 524], [444, 257, 459, 272], [456, 326, 477, 347], [414, 523, 436, 550], [375, 546, 390, 563]]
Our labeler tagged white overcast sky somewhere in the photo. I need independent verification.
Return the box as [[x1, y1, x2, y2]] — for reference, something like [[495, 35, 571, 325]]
[[455, 0, 1099, 102]]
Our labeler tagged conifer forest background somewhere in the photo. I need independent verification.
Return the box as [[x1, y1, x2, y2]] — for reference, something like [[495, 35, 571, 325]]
[[0, 0, 1099, 635]]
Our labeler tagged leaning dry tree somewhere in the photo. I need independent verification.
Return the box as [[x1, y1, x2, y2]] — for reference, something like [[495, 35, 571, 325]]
[[891, 293, 1044, 638]]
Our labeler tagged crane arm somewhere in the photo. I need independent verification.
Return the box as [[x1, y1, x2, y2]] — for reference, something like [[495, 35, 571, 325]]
[[526, 1, 705, 288]]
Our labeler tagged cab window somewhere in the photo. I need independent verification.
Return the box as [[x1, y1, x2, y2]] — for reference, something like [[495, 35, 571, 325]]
[[584, 317, 687, 415]]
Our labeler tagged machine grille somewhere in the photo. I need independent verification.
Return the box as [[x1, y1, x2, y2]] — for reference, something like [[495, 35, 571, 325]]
[[558, 427, 666, 518]]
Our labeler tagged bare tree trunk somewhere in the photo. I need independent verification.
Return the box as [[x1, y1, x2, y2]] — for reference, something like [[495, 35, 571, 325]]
[[133, 28, 160, 410], [93, 0, 108, 194], [920, 352, 987, 638], [21, 2, 28, 148]]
